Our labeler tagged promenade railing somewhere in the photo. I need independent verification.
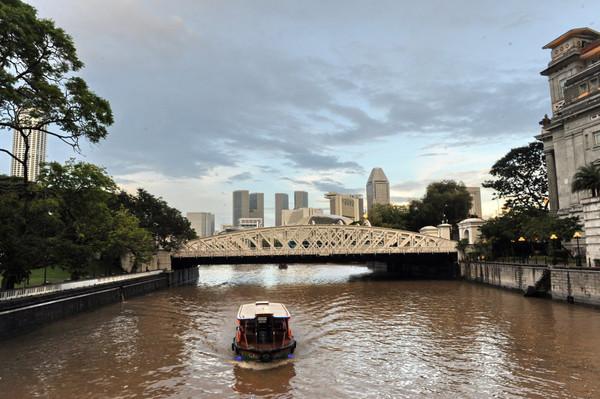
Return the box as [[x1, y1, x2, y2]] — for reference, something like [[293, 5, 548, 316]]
[[0, 270, 164, 301]]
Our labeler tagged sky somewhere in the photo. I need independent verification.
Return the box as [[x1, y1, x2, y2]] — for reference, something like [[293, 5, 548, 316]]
[[2, 0, 600, 228]]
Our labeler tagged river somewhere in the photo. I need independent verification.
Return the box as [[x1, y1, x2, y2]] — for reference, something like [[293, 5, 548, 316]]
[[1, 264, 600, 398]]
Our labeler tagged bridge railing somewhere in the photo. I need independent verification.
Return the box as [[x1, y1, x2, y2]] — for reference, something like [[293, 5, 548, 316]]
[[0, 270, 164, 301], [176, 246, 456, 258]]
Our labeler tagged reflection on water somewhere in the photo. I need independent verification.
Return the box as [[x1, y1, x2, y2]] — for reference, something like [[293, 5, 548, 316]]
[[1, 263, 600, 398]]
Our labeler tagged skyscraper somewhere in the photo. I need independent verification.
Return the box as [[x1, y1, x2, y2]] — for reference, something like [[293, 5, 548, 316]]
[[294, 190, 308, 209], [275, 193, 289, 226], [232, 190, 249, 226], [249, 192, 264, 220], [10, 128, 47, 182], [186, 212, 215, 237], [366, 167, 390, 213]]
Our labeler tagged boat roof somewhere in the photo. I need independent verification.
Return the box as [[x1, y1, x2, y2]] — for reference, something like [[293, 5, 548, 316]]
[[237, 301, 291, 319]]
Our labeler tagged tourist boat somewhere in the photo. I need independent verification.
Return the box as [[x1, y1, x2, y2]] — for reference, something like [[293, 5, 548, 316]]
[[232, 301, 296, 362]]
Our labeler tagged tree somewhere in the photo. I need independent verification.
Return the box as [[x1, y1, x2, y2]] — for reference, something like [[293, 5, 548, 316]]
[[482, 141, 548, 210], [0, 0, 113, 184], [571, 164, 600, 198], [118, 189, 197, 252], [480, 208, 581, 259], [368, 204, 409, 230], [405, 180, 472, 233], [39, 161, 153, 280], [0, 178, 61, 288]]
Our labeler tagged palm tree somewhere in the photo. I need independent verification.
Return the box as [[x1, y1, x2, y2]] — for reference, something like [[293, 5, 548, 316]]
[[572, 164, 600, 197]]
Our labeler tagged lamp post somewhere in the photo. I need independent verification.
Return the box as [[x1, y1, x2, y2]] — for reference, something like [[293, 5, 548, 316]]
[[550, 233, 558, 265], [518, 236, 526, 263], [573, 231, 582, 267]]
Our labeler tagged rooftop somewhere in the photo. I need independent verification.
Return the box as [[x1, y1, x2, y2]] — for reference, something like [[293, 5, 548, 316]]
[[237, 301, 291, 319], [542, 27, 600, 49]]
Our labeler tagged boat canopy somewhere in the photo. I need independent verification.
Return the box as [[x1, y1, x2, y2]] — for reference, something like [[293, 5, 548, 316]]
[[237, 301, 291, 320]]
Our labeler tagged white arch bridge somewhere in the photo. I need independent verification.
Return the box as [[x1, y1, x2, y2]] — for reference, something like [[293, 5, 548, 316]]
[[173, 225, 457, 266]]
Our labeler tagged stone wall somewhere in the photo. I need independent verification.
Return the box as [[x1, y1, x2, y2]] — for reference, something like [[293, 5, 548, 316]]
[[461, 262, 548, 294], [551, 267, 600, 306], [462, 262, 600, 306]]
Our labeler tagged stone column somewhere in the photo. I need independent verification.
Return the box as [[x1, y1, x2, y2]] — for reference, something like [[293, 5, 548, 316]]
[[582, 197, 600, 267], [437, 223, 452, 240], [545, 150, 559, 212]]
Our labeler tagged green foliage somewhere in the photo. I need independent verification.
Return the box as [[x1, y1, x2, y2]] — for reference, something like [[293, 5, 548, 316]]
[[368, 204, 409, 229], [118, 188, 197, 251], [571, 164, 600, 198], [0, 161, 158, 287], [482, 141, 548, 210], [0, 0, 112, 183], [480, 208, 582, 259], [405, 180, 472, 232]]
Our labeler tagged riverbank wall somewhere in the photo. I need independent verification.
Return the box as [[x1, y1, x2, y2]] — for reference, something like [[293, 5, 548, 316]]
[[0, 268, 198, 339], [461, 261, 600, 306]]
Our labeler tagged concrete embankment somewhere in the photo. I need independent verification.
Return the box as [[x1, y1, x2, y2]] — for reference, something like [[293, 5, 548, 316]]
[[461, 261, 600, 307], [0, 268, 198, 339]]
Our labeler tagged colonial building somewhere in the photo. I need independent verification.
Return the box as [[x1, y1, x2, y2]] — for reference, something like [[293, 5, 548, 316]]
[[537, 28, 600, 264], [537, 28, 600, 219]]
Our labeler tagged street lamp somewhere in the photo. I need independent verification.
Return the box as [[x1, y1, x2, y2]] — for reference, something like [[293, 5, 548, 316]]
[[517, 236, 527, 262], [550, 233, 558, 265], [573, 231, 582, 267]]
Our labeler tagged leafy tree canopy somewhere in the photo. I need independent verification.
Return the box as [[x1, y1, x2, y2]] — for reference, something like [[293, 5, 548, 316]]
[[406, 180, 472, 231], [118, 188, 197, 251], [0, 0, 113, 183], [368, 204, 409, 230], [482, 141, 548, 211]]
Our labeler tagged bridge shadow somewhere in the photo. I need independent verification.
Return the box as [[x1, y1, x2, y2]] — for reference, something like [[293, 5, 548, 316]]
[[172, 253, 459, 280]]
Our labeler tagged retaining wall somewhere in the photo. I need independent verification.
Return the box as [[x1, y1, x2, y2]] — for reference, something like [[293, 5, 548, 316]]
[[462, 262, 600, 307], [0, 269, 198, 339]]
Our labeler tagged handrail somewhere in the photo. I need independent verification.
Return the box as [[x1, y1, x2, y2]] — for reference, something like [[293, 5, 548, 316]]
[[0, 270, 164, 301]]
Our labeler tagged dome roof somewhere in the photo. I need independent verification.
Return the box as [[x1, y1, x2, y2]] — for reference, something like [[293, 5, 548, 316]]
[[459, 218, 484, 224]]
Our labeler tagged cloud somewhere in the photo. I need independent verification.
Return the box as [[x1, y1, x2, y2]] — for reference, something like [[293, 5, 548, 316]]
[[226, 172, 253, 184]]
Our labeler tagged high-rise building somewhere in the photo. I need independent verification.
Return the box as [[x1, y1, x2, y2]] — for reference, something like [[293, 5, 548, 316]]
[[466, 187, 483, 218], [366, 167, 390, 213], [249, 192, 264, 220], [294, 191, 308, 209], [232, 190, 250, 226], [10, 128, 47, 182], [325, 192, 363, 221], [186, 212, 215, 237], [275, 193, 289, 226]]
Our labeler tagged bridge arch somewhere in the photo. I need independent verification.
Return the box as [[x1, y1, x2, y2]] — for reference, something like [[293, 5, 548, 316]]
[[174, 225, 457, 261]]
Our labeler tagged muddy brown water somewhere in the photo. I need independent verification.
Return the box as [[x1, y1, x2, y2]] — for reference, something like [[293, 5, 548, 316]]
[[1, 264, 599, 398]]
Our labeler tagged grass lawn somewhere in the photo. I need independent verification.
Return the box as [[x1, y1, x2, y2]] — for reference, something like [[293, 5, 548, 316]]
[[15, 267, 71, 288]]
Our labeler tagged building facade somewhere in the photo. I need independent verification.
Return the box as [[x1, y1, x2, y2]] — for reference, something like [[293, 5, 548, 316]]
[[281, 207, 323, 226], [275, 193, 289, 226], [366, 167, 390, 213], [466, 187, 483, 218], [325, 192, 363, 221], [232, 190, 250, 226], [537, 28, 600, 220], [249, 192, 264, 220], [186, 212, 215, 237], [10, 128, 47, 182], [294, 190, 308, 209], [238, 218, 264, 229]]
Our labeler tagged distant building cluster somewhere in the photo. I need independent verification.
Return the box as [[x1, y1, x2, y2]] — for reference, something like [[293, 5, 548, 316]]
[[184, 166, 485, 236]]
